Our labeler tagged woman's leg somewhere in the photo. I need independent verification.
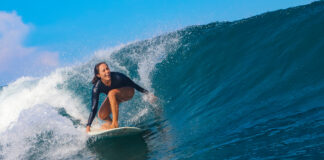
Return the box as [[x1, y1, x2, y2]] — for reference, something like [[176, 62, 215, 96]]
[[106, 87, 135, 129], [98, 97, 113, 128]]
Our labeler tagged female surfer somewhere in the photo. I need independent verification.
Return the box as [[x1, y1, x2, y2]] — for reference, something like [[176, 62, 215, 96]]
[[86, 62, 156, 132]]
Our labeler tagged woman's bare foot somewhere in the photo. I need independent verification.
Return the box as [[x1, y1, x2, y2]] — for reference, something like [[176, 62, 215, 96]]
[[101, 121, 112, 130], [105, 116, 113, 124], [100, 116, 113, 130], [109, 122, 119, 129]]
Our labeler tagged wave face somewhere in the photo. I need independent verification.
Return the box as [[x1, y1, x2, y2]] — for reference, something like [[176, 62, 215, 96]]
[[1, 1, 324, 159]]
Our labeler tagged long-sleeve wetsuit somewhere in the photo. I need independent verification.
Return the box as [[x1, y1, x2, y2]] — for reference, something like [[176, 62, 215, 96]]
[[86, 72, 148, 127]]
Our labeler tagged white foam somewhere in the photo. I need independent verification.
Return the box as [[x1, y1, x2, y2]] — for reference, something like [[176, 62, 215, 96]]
[[128, 107, 149, 123], [0, 105, 88, 159], [136, 36, 179, 99], [0, 68, 88, 133]]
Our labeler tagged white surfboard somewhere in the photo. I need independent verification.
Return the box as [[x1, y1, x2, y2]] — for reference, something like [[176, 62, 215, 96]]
[[88, 127, 142, 137]]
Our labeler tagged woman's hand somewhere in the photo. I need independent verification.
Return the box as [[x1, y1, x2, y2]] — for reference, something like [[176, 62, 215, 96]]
[[86, 126, 91, 133], [145, 92, 158, 104]]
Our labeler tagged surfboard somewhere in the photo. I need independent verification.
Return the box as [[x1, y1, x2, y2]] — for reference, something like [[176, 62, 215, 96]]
[[87, 127, 143, 138]]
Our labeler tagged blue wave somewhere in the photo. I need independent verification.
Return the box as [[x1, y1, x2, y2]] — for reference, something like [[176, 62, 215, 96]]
[[1, 1, 323, 159], [142, 1, 324, 159], [67, 1, 324, 159]]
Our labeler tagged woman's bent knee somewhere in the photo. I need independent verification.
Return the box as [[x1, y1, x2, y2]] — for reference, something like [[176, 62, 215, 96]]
[[108, 89, 118, 99]]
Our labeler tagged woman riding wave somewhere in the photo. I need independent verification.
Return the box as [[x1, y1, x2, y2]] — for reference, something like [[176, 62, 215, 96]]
[[86, 62, 156, 132]]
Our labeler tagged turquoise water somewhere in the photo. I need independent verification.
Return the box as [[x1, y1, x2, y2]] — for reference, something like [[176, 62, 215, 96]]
[[0, 1, 324, 159]]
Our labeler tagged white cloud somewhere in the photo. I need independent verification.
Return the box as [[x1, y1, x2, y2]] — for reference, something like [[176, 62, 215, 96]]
[[0, 11, 59, 84], [39, 51, 59, 67]]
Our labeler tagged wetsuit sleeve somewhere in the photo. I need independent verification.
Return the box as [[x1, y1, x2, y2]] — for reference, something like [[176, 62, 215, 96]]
[[122, 74, 149, 94], [130, 80, 149, 94], [86, 84, 100, 126]]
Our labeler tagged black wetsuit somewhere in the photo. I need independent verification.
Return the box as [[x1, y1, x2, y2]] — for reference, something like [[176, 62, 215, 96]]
[[86, 72, 148, 126]]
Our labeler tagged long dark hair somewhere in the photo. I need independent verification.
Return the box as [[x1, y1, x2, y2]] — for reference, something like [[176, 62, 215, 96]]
[[92, 62, 108, 84]]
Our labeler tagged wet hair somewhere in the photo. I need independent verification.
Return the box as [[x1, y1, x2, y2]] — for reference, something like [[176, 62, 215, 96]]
[[92, 62, 108, 84]]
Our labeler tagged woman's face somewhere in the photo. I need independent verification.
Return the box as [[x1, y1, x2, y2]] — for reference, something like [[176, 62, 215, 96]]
[[97, 64, 111, 81]]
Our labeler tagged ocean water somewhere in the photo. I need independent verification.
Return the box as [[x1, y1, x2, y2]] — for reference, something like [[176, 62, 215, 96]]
[[0, 1, 324, 159]]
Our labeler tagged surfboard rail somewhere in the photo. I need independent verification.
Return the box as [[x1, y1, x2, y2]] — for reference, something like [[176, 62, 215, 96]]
[[87, 127, 143, 137]]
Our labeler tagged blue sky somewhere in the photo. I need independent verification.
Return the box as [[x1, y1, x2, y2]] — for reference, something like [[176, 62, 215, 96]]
[[0, 0, 317, 85]]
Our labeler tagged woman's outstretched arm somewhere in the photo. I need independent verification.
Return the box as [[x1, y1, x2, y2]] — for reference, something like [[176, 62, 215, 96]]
[[86, 84, 100, 132]]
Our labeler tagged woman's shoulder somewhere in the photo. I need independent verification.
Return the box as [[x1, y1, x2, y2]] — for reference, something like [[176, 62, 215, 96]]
[[111, 71, 124, 75], [111, 71, 127, 78]]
